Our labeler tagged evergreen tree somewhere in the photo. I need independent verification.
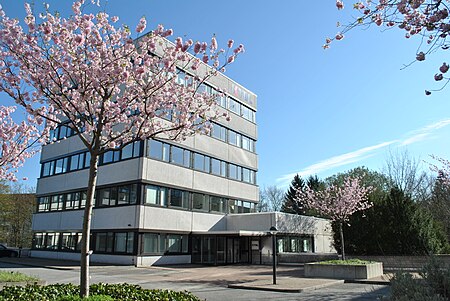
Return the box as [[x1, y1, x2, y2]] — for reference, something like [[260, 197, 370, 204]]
[[281, 174, 305, 214], [281, 175, 322, 216]]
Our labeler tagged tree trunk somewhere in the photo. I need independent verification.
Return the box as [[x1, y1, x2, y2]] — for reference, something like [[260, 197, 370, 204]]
[[339, 221, 345, 261], [80, 152, 99, 298]]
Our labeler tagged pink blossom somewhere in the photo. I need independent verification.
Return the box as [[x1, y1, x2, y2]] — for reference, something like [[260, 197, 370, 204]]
[[336, 0, 344, 10], [194, 42, 201, 54], [335, 33, 344, 40], [135, 17, 146, 33], [227, 55, 235, 63], [211, 36, 217, 51], [227, 39, 234, 48], [439, 62, 449, 73], [434, 73, 444, 81], [416, 52, 425, 61]]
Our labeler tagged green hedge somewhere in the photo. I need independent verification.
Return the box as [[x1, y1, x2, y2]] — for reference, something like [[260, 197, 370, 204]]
[[0, 283, 202, 301]]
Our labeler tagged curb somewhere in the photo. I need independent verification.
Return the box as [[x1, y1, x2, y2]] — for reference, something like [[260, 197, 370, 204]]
[[228, 279, 345, 293], [0, 259, 77, 271], [344, 279, 391, 286]]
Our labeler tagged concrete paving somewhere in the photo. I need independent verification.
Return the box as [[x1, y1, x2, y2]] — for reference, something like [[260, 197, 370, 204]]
[[0, 257, 391, 300]]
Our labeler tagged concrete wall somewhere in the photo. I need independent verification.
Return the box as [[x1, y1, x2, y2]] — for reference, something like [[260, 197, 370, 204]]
[[136, 255, 191, 266], [139, 206, 226, 232], [348, 255, 450, 270], [32, 206, 139, 231], [36, 158, 142, 195]]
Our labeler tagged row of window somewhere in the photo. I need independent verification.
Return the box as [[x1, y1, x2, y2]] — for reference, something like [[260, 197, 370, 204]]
[[142, 233, 189, 255], [36, 183, 257, 213], [210, 123, 255, 152], [148, 140, 257, 184], [41, 139, 256, 185], [177, 71, 256, 123], [41, 141, 142, 177], [277, 236, 314, 253], [32, 231, 135, 255], [37, 184, 138, 212], [145, 184, 256, 213], [48, 119, 256, 155]]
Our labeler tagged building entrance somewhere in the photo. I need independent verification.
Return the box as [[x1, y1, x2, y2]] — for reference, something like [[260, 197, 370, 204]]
[[191, 235, 251, 265]]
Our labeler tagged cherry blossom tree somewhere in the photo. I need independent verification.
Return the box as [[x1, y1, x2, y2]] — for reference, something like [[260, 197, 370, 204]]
[[295, 175, 373, 260], [0, 1, 243, 296], [327, 0, 450, 94], [0, 106, 40, 182]]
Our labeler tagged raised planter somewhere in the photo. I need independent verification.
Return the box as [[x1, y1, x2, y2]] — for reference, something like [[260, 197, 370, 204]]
[[304, 262, 383, 280]]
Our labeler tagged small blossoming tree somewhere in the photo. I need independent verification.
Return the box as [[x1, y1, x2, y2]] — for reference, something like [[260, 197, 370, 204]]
[[0, 1, 243, 297], [0, 106, 40, 182], [326, 0, 450, 94], [295, 175, 373, 260]]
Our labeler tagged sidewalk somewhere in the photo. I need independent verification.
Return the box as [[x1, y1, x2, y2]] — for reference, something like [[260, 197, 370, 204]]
[[0, 257, 391, 294]]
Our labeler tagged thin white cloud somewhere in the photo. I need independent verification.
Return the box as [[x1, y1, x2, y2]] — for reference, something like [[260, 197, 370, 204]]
[[276, 118, 450, 187], [401, 119, 450, 146], [276, 140, 397, 185]]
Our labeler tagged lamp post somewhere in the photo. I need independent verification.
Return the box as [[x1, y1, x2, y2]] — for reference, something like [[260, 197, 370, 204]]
[[269, 226, 278, 285]]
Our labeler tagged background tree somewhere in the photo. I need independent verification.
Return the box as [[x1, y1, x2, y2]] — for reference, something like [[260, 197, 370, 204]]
[[382, 149, 430, 200], [0, 182, 35, 248], [281, 174, 322, 215], [259, 185, 284, 212], [425, 171, 450, 243], [296, 174, 373, 260], [0, 1, 241, 297]]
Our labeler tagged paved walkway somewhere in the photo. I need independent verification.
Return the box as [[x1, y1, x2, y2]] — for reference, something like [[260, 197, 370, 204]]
[[0, 257, 391, 300]]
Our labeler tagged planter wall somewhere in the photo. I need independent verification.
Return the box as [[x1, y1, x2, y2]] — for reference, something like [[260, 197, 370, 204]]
[[304, 262, 383, 280]]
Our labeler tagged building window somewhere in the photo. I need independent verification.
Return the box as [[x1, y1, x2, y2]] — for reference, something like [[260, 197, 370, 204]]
[[42, 161, 54, 177], [192, 193, 209, 211], [228, 97, 241, 115], [50, 195, 64, 211], [65, 192, 81, 210], [211, 123, 226, 141], [38, 197, 50, 212], [228, 131, 241, 148], [169, 189, 190, 209], [170, 145, 184, 166], [148, 140, 169, 161], [145, 185, 167, 206], [210, 196, 226, 213], [61, 232, 81, 251], [142, 233, 159, 254]]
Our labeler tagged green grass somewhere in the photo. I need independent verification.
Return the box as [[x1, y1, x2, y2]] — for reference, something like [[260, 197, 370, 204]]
[[318, 259, 376, 265], [0, 271, 39, 282]]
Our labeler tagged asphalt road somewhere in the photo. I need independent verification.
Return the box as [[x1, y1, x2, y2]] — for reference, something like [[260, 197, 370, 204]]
[[0, 260, 390, 301]]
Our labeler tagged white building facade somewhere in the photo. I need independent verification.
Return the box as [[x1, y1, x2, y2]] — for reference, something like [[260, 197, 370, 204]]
[[31, 62, 335, 265]]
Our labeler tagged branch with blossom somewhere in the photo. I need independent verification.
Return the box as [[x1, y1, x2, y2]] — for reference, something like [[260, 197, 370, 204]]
[[429, 154, 450, 186], [0, 106, 40, 182], [327, 0, 450, 94]]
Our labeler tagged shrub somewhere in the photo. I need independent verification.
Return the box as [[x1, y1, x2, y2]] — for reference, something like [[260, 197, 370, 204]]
[[0, 283, 202, 301], [386, 257, 450, 301]]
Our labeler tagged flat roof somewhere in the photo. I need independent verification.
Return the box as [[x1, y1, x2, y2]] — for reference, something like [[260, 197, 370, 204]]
[[191, 230, 269, 237]]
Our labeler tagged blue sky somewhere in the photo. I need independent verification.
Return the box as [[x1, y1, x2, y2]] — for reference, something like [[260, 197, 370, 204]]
[[2, 0, 450, 190]]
